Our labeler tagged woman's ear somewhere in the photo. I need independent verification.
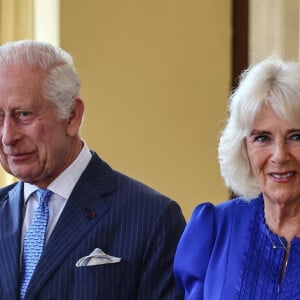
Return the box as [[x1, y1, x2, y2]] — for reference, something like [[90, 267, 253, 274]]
[[66, 97, 84, 136]]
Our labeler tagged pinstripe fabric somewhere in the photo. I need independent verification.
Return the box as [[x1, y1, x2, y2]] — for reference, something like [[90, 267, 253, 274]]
[[0, 183, 23, 300], [0, 152, 186, 300]]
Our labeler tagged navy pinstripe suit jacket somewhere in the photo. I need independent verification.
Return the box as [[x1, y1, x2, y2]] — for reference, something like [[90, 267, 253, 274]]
[[0, 152, 186, 300]]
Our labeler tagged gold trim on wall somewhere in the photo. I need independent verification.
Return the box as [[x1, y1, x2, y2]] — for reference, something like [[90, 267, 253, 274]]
[[0, 0, 33, 186]]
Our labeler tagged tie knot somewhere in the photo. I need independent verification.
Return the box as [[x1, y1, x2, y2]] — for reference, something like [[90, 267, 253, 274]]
[[36, 189, 52, 206]]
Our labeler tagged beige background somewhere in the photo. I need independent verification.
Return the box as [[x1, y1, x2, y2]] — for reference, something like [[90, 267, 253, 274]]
[[0, 0, 231, 219], [1, 1, 300, 219], [60, 0, 231, 218]]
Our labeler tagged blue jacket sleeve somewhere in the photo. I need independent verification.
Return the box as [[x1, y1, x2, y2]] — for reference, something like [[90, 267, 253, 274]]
[[173, 203, 216, 300]]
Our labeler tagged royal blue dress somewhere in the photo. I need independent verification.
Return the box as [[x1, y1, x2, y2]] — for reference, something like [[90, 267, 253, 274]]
[[174, 195, 300, 299]]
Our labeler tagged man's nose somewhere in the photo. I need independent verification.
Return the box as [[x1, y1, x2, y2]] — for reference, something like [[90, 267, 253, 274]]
[[1, 116, 19, 146]]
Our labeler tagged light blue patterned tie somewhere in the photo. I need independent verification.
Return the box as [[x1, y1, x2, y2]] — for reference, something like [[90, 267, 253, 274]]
[[20, 189, 52, 300]]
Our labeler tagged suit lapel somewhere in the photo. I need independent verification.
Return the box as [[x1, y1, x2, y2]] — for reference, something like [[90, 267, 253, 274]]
[[26, 153, 117, 299], [0, 182, 23, 299]]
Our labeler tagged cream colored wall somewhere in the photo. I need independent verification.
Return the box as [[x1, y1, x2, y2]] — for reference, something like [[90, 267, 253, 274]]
[[249, 0, 300, 64], [60, 1, 231, 219], [2, 1, 299, 218]]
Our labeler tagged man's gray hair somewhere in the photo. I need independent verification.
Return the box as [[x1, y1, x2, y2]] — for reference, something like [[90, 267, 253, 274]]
[[0, 40, 81, 120]]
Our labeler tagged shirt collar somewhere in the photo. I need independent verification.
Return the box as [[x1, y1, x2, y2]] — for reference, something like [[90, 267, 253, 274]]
[[24, 140, 92, 203]]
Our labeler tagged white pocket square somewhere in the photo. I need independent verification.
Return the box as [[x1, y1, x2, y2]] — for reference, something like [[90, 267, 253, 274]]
[[75, 248, 122, 267]]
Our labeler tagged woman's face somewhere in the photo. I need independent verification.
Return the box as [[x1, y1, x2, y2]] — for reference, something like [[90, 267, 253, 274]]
[[245, 105, 300, 205]]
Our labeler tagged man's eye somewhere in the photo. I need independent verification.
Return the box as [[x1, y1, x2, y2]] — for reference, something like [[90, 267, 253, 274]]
[[17, 111, 33, 121], [0, 113, 4, 125]]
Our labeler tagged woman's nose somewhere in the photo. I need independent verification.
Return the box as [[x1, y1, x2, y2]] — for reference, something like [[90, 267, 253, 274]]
[[271, 140, 290, 164]]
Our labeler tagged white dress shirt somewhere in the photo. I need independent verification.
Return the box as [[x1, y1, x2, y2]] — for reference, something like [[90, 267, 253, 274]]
[[21, 141, 92, 251]]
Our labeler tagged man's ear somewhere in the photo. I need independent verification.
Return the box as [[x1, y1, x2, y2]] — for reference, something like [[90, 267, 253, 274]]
[[66, 97, 84, 136]]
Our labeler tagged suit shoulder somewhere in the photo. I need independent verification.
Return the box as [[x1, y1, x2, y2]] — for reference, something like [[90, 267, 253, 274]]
[[116, 171, 168, 198], [0, 182, 18, 199], [114, 170, 181, 209]]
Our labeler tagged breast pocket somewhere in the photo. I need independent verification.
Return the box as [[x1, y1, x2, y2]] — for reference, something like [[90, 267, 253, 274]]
[[70, 261, 131, 300]]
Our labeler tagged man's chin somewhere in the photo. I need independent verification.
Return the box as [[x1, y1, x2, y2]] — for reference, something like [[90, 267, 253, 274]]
[[8, 169, 34, 182]]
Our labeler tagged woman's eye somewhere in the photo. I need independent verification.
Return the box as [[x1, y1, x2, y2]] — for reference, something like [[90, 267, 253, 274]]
[[290, 134, 300, 141], [254, 135, 269, 142]]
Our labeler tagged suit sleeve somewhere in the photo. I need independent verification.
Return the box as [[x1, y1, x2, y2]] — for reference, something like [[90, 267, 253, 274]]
[[173, 203, 216, 300], [137, 199, 186, 300]]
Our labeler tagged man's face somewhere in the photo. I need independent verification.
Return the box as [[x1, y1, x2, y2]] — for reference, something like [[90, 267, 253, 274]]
[[0, 67, 79, 187]]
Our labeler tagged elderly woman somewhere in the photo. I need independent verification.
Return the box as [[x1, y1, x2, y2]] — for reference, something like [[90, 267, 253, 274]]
[[174, 57, 300, 299]]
